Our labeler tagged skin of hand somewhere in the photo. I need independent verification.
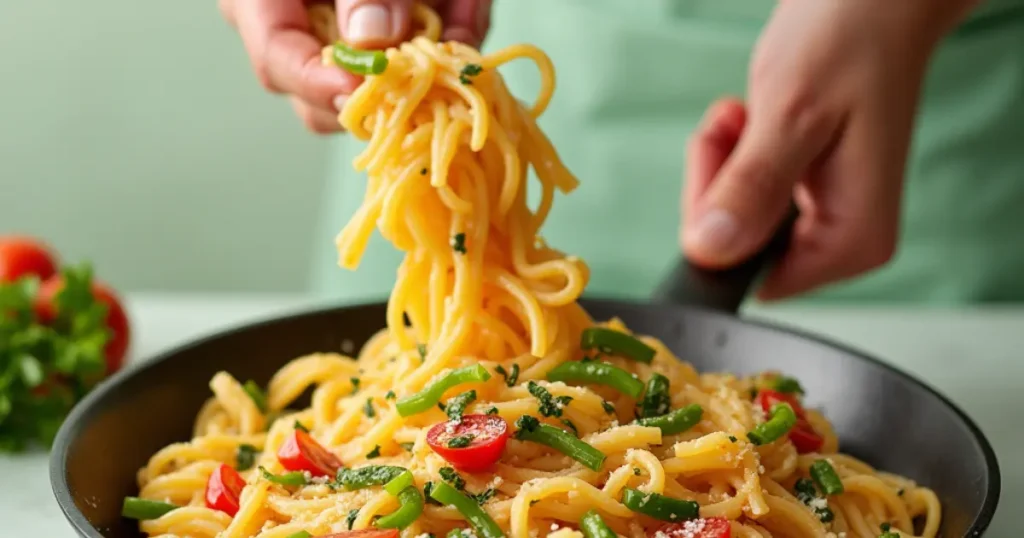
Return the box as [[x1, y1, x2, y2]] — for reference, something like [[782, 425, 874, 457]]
[[218, 0, 493, 134], [682, 0, 981, 301]]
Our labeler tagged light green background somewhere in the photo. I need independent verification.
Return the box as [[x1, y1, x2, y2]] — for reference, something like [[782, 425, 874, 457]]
[[0, 1, 329, 292]]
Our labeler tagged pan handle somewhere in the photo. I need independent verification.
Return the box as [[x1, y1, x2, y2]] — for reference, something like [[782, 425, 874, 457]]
[[650, 207, 799, 313]]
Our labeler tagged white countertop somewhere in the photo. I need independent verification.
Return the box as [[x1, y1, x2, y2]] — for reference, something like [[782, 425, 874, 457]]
[[3, 293, 1020, 537]]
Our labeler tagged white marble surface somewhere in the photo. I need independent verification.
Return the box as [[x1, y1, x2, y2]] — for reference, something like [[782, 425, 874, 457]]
[[4, 293, 1020, 536]]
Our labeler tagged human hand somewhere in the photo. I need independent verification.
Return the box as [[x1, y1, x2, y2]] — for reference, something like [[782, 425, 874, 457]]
[[681, 0, 978, 300], [219, 0, 493, 134]]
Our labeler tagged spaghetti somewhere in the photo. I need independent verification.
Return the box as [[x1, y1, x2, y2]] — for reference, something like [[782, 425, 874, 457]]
[[129, 4, 941, 538]]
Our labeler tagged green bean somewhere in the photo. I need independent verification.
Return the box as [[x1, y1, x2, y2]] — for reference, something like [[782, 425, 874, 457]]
[[429, 481, 504, 538], [635, 404, 703, 435], [747, 403, 797, 445], [579, 510, 616, 538], [620, 488, 699, 522], [121, 497, 178, 520], [242, 380, 267, 413], [514, 416, 605, 471], [330, 42, 389, 75], [384, 470, 415, 495], [637, 373, 671, 418], [580, 327, 655, 363], [376, 487, 424, 529], [546, 361, 644, 398], [810, 459, 844, 495], [258, 466, 308, 487], [397, 365, 491, 417]]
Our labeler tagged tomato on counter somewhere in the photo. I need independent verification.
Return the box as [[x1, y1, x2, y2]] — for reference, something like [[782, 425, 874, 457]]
[[0, 236, 58, 282]]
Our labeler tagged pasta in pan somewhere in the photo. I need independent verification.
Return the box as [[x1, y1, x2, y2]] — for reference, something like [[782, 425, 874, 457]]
[[127, 4, 941, 538]]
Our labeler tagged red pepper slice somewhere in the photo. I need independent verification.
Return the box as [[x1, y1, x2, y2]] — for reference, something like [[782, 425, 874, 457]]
[[205, 464, 247, 516], [650, 518, 732, 538], [426, 414, 510, 472], [756, 389, 823, 454], [319, 531, 399, 538], [277, 429, 343, 477]]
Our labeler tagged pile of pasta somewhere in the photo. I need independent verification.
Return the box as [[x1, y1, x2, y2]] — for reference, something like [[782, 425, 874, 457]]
[[129, 4, 941, 538]]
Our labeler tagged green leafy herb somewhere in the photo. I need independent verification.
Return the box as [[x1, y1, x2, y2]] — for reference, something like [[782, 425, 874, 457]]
[[794, 478, 833, 522], [561, 419, 578, 436], [423, 481, 442, 505], [235, 444, 258, 470], [399, 442, 415, 452], [445, 390, 477, 421], [417, 344, 427, 361], [447, 434, 475, 448], [293, 420, 309, 433], [601, 401, 616, 415], [350, 377, 361, 394], [879, 523, 899, 538], [364, 398, 376, 418], [728, 435, 737, 442], [459, 63, 483, 84], [439, 467, 466, 490], [242, 380, 267, 413], [494, 364, 519, 387], [366, 445, 382, 459], [385, 390, 396, 400], [468, 488, 497, 505], [451, 233, 467, 254], [345, 509, 359, 530], [632, 467, 641, 476], [0, 264, 115, 452], [897, 488, 905, 496], [258, 466, 308, 487], [527, 381, 571, 417], [486, 406, 499, 415]]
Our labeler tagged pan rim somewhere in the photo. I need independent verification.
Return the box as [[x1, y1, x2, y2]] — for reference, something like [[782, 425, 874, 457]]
[[49, 297, 1001, 537]]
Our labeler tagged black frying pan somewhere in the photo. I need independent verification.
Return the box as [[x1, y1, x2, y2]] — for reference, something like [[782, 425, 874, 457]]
[[49, 221, 1001, 537]]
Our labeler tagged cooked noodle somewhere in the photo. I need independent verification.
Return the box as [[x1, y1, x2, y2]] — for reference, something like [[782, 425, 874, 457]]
[[133, 4, 941, 538]]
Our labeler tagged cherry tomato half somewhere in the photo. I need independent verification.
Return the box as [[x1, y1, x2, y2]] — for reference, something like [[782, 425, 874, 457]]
[[426, 414, 509, 473], [277, 429, 343, 477], [0, 236, 58, 282], [34, 277, 131, 375], [319, 530, 399, 538], [652, 518, 732, 538], [205, 464, 247, 516], [756, 389, 823, 454]]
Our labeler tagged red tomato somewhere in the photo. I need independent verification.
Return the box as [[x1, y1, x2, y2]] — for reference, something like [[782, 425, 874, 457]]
[[426, 414, 509, 472], [277, 429, 343, 477], [756, 389, 823, 454], [652, 518, 731, 538], [0, 236, 58, 282], [35, 277, 131, 375], [205, 464, 247, 516], [319, 531, 399, 538]]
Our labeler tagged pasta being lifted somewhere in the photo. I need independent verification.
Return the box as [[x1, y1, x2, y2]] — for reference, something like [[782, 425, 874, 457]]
[[127, 4, 941, 538]]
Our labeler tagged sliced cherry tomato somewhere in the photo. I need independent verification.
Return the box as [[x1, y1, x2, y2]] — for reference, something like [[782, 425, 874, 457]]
[[426, 414, 509, 473], [756, 389, 823, 454], [788, 422, 824, 454], [651, 518, 731, 538], [318, 530, 399, 538], [205, 464, 247, 516], [34, 277, 131, 375], [0, 236, 58, 282], [277, 429, 343, 477]]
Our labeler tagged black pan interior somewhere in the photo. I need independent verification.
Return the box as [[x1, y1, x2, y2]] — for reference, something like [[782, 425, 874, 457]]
[[51, 299, 1000, 537]]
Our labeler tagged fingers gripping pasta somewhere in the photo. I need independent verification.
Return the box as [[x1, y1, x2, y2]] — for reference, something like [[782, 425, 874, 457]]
[[131, 4, 941, 538]]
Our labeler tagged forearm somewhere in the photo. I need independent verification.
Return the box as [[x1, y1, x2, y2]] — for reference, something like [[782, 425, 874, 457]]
[[896, 0, 985, 43]]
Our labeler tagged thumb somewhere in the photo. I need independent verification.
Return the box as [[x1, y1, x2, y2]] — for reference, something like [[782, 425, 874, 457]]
[[683, 106, 836, 268], [337, 0, 415, 49]]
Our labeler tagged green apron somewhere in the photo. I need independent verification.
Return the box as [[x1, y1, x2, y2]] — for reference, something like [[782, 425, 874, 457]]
[[311, 0, 1024, 305]]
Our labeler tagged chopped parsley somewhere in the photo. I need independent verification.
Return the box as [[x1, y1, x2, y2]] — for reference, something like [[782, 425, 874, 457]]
[[451, 233, 467, 254], [445, 390, 477, 421], [879, 523, 899, 538], [399, 442, 415, 452], [293, 420, 309, 433], [728, 435, 737, 442], [363, 398, 375, 418], [459, 63, 483, 84], [486, 406, 499, 415], [468, 487, 497, 505], [794, 478, 833, 522], [385, 390, 396, 400], [447, 434, 475, 448], [772, 375, 805, 395], [561, 419, 578, 436], [366, 445, 382, 459], [897, 488, 905, 496], [439, 467, 466, 490], [350, 377, 361, 394], [235, 444, 258, 471], [420, 168, 428, 175], [527, 381, 572, 417], [417, 344, 427, 361], [514, 415, 541, 438], [437, 402, 447, 412], [601, 400, 616, 415], [494, 364, 520, 387], [345, 509, 359, 530], [632, 467, 641, 476]]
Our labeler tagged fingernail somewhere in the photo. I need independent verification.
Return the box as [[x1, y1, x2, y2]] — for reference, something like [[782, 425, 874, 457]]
[[686, 209, 740, 258], [347, 4, 392, 43], [333, 94, 348, 113]]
